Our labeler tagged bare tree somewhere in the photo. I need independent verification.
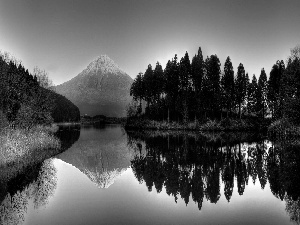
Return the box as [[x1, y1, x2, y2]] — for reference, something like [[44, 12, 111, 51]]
[[32, 67, 54, 90], [289, 44, 300, 61]]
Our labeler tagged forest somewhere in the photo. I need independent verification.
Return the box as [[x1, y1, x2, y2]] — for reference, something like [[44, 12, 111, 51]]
[[0, 52, 80, 129], [129, 45, 300, 128]]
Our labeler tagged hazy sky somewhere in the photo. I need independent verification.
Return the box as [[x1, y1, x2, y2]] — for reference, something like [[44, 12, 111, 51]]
[[0, 0, 299, 85]]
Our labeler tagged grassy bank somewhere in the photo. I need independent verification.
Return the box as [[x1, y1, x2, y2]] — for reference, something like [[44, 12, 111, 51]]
[[0, 125, 61, 181], [125, 117, 267, 132], [268, 119, 300, 139]]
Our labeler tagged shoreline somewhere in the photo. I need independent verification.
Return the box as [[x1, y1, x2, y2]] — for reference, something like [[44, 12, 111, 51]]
[[0, 125, 61, 182], [124, 118, 269, 132]]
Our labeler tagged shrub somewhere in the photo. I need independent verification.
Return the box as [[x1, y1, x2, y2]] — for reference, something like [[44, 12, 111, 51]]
[[199, 119, 223, 131]]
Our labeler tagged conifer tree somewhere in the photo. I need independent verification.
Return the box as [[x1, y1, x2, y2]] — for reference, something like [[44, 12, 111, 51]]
[[221, 56, 235, 118], [142, 64, 154, 111], [178, 52, 192, 123], [153, 62, 164, 102], [247, 75, 258, 115], [205, 55, 221, 118], [179, 52, 192, 93], [267, 60, 285, 119], [257, 68, 268, 118], [191, 47, 204, 120], [164, 60, 173, 122], [165, 55, 180, 121], [130, 72, 144, 114], [235, 63, 247, 119], [280, 48, 300, 124]]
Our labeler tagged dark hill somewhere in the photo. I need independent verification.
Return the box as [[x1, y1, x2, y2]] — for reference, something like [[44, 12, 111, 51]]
[[0, 55, 80, 126]]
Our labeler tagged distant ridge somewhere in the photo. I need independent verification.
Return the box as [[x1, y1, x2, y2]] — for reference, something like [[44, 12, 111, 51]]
[[55, 55, 133, 117]]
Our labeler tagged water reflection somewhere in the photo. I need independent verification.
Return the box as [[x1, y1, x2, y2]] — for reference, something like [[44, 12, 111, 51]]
[[127, 130, 300, 222], [0, 159, 57, 225], [57, 124, 132, 189], [55, 124, 81, 151], [285, 197, 300, 224], [0, 125, 80, 224]]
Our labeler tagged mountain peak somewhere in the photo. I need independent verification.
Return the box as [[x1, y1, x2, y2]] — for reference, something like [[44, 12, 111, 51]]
[[95, 54, 113, 62], [86, 54, 124, 75], [55, 54, 133, 117]]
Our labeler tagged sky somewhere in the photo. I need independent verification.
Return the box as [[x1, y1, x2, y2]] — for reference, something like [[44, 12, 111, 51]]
[[0, 0, 299, 85]]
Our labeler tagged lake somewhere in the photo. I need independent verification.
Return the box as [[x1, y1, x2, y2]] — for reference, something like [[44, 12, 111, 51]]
[[1, 124, 299, 225]]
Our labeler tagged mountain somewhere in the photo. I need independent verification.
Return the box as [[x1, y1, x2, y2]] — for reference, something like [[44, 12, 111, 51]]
[[55, 55, 133, 117]]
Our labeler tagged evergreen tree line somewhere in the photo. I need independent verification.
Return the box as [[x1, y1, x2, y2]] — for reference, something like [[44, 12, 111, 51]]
[[0, 52, 80, 128], [130, 45, 300, 124]]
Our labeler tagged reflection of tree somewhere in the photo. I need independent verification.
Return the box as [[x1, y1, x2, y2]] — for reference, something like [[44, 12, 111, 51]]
[[128, 130, 300, 217], [129, 132, 239, 209], [267, 145, 285, 200], [267, 141, 300, 201], [255, 141, 268, 189], [32, 158, 57, 209], [285, 196, 300, 224], [235, 144, 248, 195], [0, 191, 28, 225], [131, 155, 146, 184], [191, 165, 204, 210], [0, 159, 58, 224], [223, 147, 235, 202]]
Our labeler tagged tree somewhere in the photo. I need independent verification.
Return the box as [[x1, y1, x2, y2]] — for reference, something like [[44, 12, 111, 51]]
[[164, 55, 180, 121], [179, 52, 192, 93], [221, 56, 235, 118], [178, 52, 192, 123], [153, 62, 164, 102], [280, 49, 300, 124], [33, 67, 54, 90], [191, 47, 204, 120], [288, 44, 300, 61], [143, 64, 154, 111], [267, 60, 285, 119], [235, 63, 247, 119], [130, 72, 144, 114], [257, 68, 268, 118], [247, 75, 258, 115], [205, 55, 221, 118]]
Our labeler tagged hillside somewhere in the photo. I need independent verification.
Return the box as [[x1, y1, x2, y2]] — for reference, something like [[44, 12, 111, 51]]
[[0, 55, 80, 126]]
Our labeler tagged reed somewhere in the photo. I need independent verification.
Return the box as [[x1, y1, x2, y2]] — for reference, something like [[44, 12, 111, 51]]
[[0, 125, 60, 179], [125, 118, 257, 131]]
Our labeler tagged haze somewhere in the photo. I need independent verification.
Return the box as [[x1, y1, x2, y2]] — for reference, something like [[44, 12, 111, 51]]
[[0, 0, 299, 85]]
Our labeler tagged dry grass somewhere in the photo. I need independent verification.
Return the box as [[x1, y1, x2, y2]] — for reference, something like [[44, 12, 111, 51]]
[[268, 119, 300, 139], [0, 125, 60, 166], [125, 118, 255, 131]]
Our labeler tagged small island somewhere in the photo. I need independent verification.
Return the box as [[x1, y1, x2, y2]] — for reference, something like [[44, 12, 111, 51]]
[[126, 45, 300, 139]]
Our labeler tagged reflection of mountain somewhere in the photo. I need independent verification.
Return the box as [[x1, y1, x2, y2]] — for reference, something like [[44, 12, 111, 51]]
[[57, 125, 132, 188], [84, 167, 127, 188], [127, 131, 300, 221]]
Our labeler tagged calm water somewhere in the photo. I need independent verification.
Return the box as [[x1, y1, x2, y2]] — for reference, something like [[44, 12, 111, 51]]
[[1, 124, 300, 225]]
